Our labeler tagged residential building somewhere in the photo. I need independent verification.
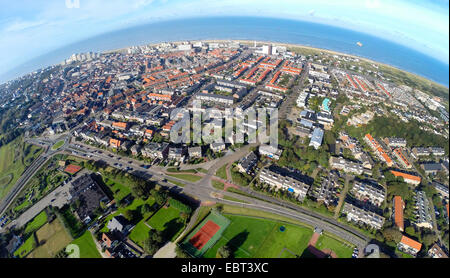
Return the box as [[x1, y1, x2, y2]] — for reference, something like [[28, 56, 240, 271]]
[[384, 137, 407, 147], [188, 146, 202, 159], [168, 147, 185, 162], [341, 202, 385, 230], [364, 134, 393, 167], [259, 165, 311, 201], [390, 170, 421, 186], [351, 181, 385, 207], [309, 127, 324, 150], [329, 156, 364, 175], [421, 163, 443, 174], [141, 142, 169, 160], [107, 215, 131, 235], [432, 182, 449, 201], [259, 144, 283, 160], [414, 191, 433, 229], [392, 196, 405, 232], [237, 152, 258, 174], [210, 142, 226, 152], [427, 243, 448, 258], [412, 147, 431, 157], [398, 235, 422, 256], [393, 148, 412, 169], [130, 144, 142, 156]]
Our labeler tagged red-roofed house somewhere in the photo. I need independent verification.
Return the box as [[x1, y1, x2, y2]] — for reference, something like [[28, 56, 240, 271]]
[[398, 235, 422, 256], [393, 196, 405, 232], [390, 170, 421, 186]]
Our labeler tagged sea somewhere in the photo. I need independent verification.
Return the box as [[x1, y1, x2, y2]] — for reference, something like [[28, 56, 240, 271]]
[[1, 16, 448, 87]]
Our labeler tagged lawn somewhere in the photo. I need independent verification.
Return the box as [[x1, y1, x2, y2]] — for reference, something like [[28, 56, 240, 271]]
[[212, 180, 225, 190], [27, 218, 73, 258], [0, 138, 42, 202], [167, 173, 202, 183], [104, 178, 131, 202], [216, 165, 228, 180], [69, 231, 102, 258], [51, 140, 65, 150], [167, 179, 185, 187], [24, 210, 48, 235], [14, 236, 36, 258], [203, 215, 313, 258], [315, 233, 354, 258], [128, 220, 152, 248], [222, 195, 249, 204], [147, 206, 185, 241]]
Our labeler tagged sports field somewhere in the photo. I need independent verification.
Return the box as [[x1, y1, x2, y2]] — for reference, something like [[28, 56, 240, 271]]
[[202, 215, 313, 258], [27, 218, 73, 258], [180, 211, 231, 257], [315, 233, 354, 258], [14, 236, 36, 258], [24, 210, 48, 235], [69, 231, 102, 258]]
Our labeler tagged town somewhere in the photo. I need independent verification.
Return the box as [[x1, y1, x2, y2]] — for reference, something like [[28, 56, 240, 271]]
[[0, 40, 448, 259]]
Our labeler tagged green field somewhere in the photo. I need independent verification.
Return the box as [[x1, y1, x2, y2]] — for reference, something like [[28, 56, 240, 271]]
[[167, 173, 202, 182], [202, 215, 313, 258], [69, 231, 102, 258], [106, 197, 156, 248], [146, 206, 185, 241], [0, 138, 42, 202], [315, 233, 354, 258], [167, 179, 185, 187], [14, 236, 36, 258], [27, 218, 73, 258], [216, 165, 228, 180], [128, 220, 152, 248], [52, 140, 65, 150], [222, 195, 249, 204], [24, 211, 48, 235], [212, 180, 225, 190], [104, 178, 131, 202]]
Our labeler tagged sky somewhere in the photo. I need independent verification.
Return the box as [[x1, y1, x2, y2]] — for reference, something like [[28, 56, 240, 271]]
[[0, 0, 448, 79]]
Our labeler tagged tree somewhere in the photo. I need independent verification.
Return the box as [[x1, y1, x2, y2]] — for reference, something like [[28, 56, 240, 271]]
[[152, 190, 168, 206], [123, 209, 136, 222], [405, 226, 416, 237], [175, 246, 190, 258], [421, 232, 437, 248], [214, 204, 224, 213], [141, 204, 152, 215], [217, 245, 232, 258], [150, 230, 164, 244], [143, 238, 159, 255], [382, 227, 402, 243]]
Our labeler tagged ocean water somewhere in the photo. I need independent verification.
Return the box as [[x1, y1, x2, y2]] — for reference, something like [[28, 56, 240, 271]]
[[2, 16, 449, 87]]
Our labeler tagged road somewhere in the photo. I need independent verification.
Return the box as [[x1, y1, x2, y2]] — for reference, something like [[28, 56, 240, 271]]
[[2, 130, 369, 254], [0, 134, 71, 218], [2, 137, 369, 251]]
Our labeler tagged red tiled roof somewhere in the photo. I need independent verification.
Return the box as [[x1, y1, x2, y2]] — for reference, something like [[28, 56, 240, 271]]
[[400, 236, 422, 251]]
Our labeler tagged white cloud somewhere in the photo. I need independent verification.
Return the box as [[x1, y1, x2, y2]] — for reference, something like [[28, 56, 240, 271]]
[[4, 19, 47, 32]]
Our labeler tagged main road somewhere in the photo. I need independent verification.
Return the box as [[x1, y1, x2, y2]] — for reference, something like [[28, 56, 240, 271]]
[[0, 134, 71, 217], [1, 135, 370, 253]]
